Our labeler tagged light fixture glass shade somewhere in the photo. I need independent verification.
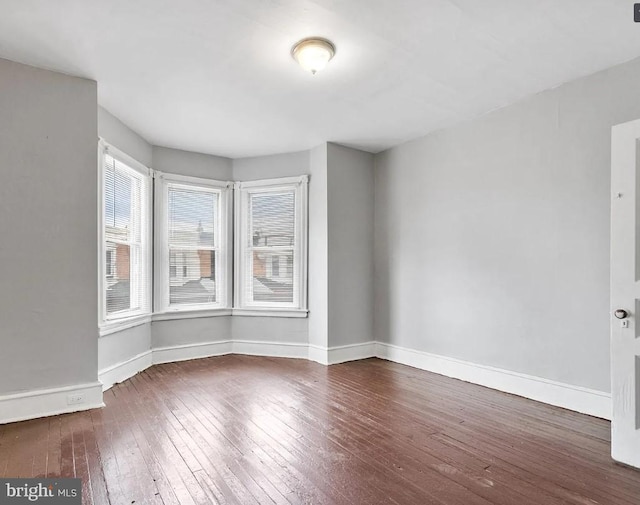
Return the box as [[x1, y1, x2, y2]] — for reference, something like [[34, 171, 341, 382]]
[[292, 38, 336, 74]]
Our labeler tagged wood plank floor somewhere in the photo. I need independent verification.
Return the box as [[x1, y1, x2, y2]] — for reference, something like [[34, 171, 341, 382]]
[[1, 356, 639, 505]]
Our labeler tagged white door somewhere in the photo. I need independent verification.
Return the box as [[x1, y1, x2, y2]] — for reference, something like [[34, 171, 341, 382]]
[[611, 118, 640, 468]]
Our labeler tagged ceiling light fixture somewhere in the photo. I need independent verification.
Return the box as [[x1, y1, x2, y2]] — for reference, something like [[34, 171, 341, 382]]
[[291, 37, 336, 75]]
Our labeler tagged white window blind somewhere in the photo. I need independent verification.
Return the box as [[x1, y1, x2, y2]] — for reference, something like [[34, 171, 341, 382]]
[[235, 176, 308, 311], [169, 186, 218, 305], [101, 149, 151, 323], [155, 174, 231, 312]]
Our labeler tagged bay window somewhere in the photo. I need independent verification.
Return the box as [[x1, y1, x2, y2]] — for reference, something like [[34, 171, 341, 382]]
[[99, 144, 308, 329]]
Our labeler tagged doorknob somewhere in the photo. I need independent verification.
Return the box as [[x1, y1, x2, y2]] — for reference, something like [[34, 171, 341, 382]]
[[614, 309, 629, 319]]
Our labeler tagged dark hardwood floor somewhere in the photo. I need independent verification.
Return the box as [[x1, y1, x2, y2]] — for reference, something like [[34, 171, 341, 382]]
[[1, 356, 639, 504]]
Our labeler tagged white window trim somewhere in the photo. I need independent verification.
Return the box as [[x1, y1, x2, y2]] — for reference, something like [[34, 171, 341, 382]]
[[154, 171, 233, 315], [152, 308, 233, 321], [234, 175, 309, 316], [98, 139, 153, 336], [231, 308, 308, 318], [100, 314, 151, 337]]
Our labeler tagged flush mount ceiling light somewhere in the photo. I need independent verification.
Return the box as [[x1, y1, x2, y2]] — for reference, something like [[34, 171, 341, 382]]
[[291, 37, 336, 75]]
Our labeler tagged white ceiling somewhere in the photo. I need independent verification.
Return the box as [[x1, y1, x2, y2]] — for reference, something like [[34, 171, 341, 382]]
[[0, 0, 639, 158]]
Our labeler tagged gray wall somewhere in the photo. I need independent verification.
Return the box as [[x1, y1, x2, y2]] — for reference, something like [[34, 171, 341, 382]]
[[375, 56, 640, 393], [0, 58, 98, 394], [98, 324, 151, 370], [308, 144, 329, 349], [233, 150, 311, 344], [152, 317, 232, 348], [327, 144, 375, 347], [98, 106, 152, 166], [232, 150, 309, 181], [153, 146, 233, 180], [232, 317, 307, 343]]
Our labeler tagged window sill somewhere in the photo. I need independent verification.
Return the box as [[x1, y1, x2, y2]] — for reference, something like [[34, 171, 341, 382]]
[[152, 308, 232, 321], [232, 308, 309, 318], [99, 314, 152, 337]]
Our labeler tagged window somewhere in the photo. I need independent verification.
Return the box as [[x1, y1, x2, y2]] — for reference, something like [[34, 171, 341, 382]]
[[155, 173, 232, 313], [99, 142, 152, 330], [234, 176, 308, 314]]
